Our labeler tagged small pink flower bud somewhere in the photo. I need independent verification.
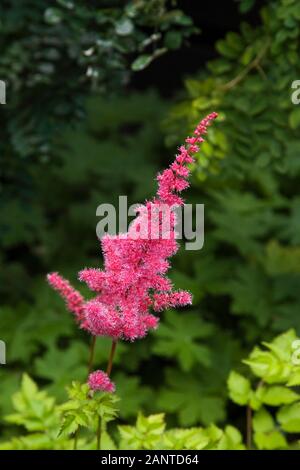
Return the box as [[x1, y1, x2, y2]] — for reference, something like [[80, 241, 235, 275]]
[[88, 370, 115, 393]]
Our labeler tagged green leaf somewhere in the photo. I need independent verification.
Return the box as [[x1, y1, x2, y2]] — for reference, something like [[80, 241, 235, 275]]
[[260, 386, 300, 406], [34, 342, 88, 399], [113, 373, 153, 419], [240, 45, 255, 65], [164, 31, 182, 50], [22, 374, 38, 400], [287, 370, 300, 386], [289, 108, 300, 129], [254, 430, 287, 450], [131, 55, 153, 71], [218, 425, 245, 450], [91, 392, 119, 423], [239, 0, 255, 13], [4, 374, 60, 439], [227, 371, 251, 405], [162, 428, 210, 450], [277, 403, 300, 432], [44, 8, 63, 25], [157, 370, 225, 426], [243, 348, 290, 384], [119, 413, 165, 450], [263, 329, 297, 361], [115, 18, 134, 36], [153, 311, 214, 371], [253, 407, 275, 433], [216, 40, 238, 59], [100, 431, 117, 450], [264, 241, 300, 275], [58, 414, 79, 437]]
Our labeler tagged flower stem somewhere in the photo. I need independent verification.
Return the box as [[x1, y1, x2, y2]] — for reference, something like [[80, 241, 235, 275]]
[[88, 336, 96, 375], [222, 39, 270, 91], [246, 405, 252, 450], [94, 340, 117, 450], [73, 429, 78, 450], [106, 340, 117, 377], [73, 335, 96, 451], [96, 416, 102, 450]]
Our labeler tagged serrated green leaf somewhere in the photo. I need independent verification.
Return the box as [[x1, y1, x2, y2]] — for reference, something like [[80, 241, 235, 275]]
[[153, 311, 214, 371], [119, 413, 165, 450], [253, 407, 275, 433], [254, 430, 287, 450], [277, 403, 300, 432], [227, 371, 251, 405], [260, 386, 300, 406]]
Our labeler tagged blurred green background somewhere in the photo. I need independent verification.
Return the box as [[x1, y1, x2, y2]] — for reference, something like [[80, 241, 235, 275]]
[[1, 0, 300, 435]]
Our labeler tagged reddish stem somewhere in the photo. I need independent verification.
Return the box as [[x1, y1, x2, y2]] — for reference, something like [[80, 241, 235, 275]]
[[88, 336, 96, 376], [106, 340, 117, 377], [96, 340, 117, 451]]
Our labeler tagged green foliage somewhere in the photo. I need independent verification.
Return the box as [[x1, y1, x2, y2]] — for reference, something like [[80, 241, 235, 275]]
[[228, 371, 251, 405], [2, 0, 300, 449], [162, 424, 245, 450], [118, 413, 245, 450], [165, 0, 300, 352], [0, 0, 194, 160], [2, 330, 300, 450], [119, 413, 166, 450], [157, 369, 226, 426], [0, 374, 69, 450], [237, 0, 257, 13], [0, 375, 119, 450], [112, 373, 153, 420], [153, 310, 214, 371], [0, 376, 243, 450], [229, 330, 300, 449], [59, 381, 119, 442], [1, 91, 166, 300]]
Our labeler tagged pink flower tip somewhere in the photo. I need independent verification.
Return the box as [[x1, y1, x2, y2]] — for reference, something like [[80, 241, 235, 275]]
[[88, 370, 115, 393], [47, 272, 60, 285], [46, 272, 84, 320]]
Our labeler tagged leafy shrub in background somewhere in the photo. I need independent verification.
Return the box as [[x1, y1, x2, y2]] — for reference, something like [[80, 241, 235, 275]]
[[1, 330, 300, 450], [1, 92, 167, 300], [0, 0, 195, 296], [0, 0, 194, 160], [228, 329, 300, 450], [165, 0, 300, 343]]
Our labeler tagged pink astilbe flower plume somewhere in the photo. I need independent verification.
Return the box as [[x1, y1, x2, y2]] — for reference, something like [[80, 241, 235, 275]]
[[88, 370, 115, 393], [47, 112, 218, 391], [47, 272, 84, 321]]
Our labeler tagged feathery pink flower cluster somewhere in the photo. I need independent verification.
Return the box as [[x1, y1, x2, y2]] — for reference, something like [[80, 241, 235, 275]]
[[47, 273, 84, 321], [88, 370, 115, 393], [47, 112, 218, 392]]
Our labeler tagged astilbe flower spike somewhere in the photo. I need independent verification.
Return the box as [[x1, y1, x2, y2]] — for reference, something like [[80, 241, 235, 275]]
[[47, 112, 218, 392], [88, 370, 115, 393]]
